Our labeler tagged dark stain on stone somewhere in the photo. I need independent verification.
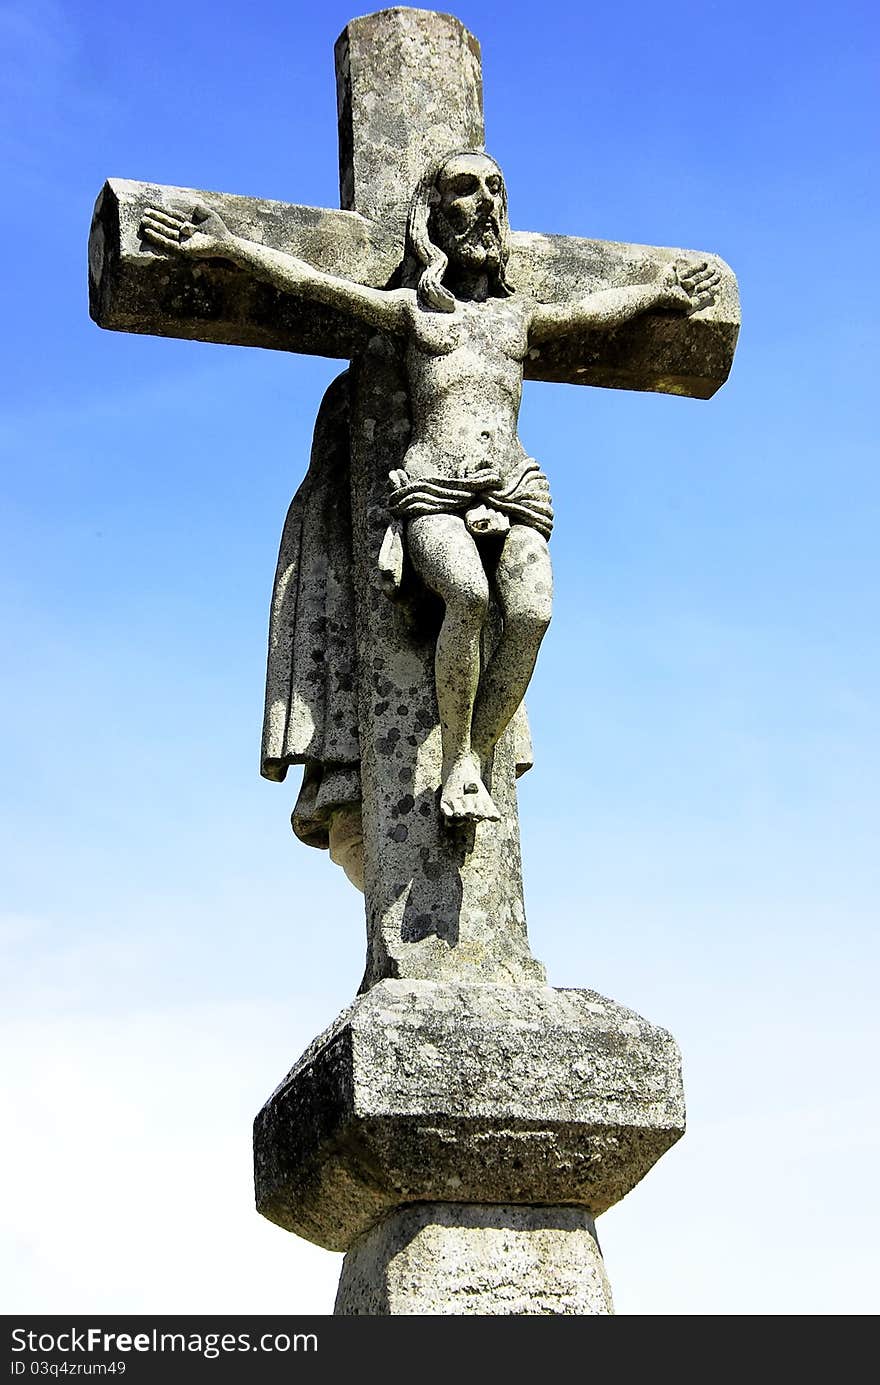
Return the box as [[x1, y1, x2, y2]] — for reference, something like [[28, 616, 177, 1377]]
[[377, 728, 401, 755], [406, 913, 434, 940]]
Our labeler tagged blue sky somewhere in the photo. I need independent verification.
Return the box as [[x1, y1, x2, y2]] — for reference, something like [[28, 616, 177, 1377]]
[[1, 0, 878, 1314]]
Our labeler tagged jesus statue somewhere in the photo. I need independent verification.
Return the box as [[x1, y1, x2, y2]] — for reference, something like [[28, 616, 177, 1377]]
[[141, 150, 718, 833]]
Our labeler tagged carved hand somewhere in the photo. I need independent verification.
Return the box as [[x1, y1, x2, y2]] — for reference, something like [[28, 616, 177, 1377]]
[[140, 203, 236, 260], [659, 260, 721, 314]]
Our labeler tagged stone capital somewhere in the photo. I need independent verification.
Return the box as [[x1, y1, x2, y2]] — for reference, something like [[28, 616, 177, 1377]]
[[254, 978, 685, 1251]]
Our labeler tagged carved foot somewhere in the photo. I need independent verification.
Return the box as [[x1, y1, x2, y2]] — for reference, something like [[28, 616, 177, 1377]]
[[440, 754, 501, 824]]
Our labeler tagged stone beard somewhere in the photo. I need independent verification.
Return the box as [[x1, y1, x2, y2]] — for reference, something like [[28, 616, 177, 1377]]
[[433, 199, 504, 273], [409, 149, 516, 308]]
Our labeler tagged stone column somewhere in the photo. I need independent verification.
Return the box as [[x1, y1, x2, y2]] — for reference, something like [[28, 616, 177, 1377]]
[[335, 1205, 614, 1316]]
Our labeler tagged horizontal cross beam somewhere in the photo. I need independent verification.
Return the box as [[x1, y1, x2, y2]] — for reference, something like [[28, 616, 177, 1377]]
[[512, 230, 738, 397], [89, 177, 739, 397], [88, 178, 394, 360]]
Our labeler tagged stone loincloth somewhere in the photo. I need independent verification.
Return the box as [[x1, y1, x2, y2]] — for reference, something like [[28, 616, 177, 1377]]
[[378, 458, 554, 595]]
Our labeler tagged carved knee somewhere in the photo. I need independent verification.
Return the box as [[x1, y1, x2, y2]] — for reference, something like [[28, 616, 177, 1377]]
[[506, 604, 551, 644], [448, 579, 489, 626]]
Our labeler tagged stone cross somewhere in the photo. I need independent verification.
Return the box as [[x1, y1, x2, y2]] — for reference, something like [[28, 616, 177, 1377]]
[[90, 7, 738, 1315], [90, 7, 738, 996]]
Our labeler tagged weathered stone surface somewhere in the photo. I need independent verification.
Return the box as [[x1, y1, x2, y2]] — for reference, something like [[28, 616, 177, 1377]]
[[349, 346, 545, 987], [510, 231, 739, 397], [336, 8, 484, 235], [334, 1203, 614, 1315], [241, 139, 726, 972], [89, 179, 738, 398], [253, 980, 685, 1252], [88, 178, 393, 354]]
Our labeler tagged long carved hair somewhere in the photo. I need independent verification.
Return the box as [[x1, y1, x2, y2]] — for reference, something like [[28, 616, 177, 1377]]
[[405, 150, 514, 313]]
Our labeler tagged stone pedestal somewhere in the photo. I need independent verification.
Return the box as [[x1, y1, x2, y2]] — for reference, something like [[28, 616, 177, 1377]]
[[254, 979, 684, 1312], [335, 1204, 614, 1315]]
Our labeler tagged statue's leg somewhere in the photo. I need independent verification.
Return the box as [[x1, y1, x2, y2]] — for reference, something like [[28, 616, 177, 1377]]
[[407, 514, 499, 822], [471, 525, 552, 762]]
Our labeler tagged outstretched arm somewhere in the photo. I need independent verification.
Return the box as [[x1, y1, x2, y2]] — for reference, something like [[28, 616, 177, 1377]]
[[140, 203, 410, 336], [529, 261, 721, 343]]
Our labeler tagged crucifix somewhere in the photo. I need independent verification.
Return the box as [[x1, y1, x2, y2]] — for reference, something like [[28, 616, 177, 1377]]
[[90, 8, 738, 1315]]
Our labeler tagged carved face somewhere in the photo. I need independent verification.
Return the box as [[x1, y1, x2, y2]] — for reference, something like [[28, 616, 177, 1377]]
[[431, 153, 506, 273]]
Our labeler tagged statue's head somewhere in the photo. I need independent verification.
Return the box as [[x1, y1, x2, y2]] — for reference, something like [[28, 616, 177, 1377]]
[[407, 150, 513, 311]]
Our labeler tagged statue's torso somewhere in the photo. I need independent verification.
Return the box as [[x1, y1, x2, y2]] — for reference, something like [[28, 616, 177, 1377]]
[[403, 295, 532, 482]]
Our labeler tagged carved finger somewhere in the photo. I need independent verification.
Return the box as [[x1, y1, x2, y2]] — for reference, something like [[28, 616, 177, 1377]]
[[143, 207, 186, 233], [680, 259, 709, 281], [140, 226, 180, 252], [689, 291, 714, 312], [142, 207, 181, 229], [689, 279, 719, 303], [191, 202, 213, 222], [693, 265, 720, 288], [140, 221, 177, 245]]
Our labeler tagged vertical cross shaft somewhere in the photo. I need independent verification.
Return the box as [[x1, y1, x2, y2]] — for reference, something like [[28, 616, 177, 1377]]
[[337, 9, 483, 231], [338, 10, 545, 988]]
